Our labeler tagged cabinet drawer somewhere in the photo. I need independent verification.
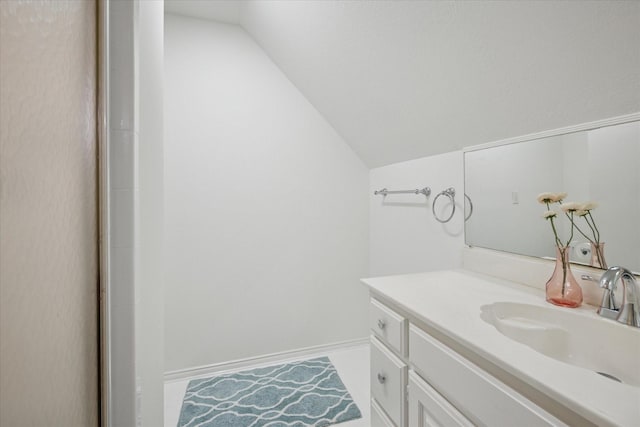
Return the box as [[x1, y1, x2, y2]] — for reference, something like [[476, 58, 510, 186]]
[[371, 398, 396, 427], [409, 324, 566, 427], [408, 370, 473, 427], [370, 298, 407, 356], [371, 337, 407, 427]]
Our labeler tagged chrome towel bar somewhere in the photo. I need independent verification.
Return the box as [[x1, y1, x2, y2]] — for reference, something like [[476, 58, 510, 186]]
[[374, 187, 431, 196]]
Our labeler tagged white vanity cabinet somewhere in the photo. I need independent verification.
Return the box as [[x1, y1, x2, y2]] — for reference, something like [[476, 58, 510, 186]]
[[407, 371, 472, 427], [369, 296, 567, 427]]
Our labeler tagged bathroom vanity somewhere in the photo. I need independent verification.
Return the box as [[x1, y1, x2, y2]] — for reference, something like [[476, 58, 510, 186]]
[[363, 265, 640, 427]]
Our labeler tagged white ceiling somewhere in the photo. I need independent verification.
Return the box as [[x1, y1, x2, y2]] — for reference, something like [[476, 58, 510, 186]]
[[165, 1, 640, 168]]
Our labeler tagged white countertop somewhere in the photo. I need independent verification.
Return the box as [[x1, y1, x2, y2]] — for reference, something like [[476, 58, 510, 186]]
[[362, 269, 640, 427]]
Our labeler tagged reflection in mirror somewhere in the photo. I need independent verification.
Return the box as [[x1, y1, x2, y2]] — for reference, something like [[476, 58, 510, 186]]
[[465, 120, 640, 273]]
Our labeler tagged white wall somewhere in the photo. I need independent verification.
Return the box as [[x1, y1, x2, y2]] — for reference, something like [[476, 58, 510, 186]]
[[137, 0, 164, 425], [369, 152, 465, 277], [107, 2, 165, 425], [106, 1, 137, 424], [164, 14, 369, 372]]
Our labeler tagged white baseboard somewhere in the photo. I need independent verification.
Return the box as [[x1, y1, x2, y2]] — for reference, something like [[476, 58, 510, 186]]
[[164, 337, 369, 383]]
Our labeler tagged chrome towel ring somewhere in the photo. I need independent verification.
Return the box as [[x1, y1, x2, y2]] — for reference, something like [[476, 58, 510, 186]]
[[432, 187, 456, 223], [464, 193, 473, 221]]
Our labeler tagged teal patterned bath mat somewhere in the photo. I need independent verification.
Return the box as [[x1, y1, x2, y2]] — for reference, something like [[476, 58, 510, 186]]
[[177, 356, 362, 427]]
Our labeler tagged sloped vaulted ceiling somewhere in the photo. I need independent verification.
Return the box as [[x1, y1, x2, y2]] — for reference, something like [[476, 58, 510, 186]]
[[165, 0, 640, 168]]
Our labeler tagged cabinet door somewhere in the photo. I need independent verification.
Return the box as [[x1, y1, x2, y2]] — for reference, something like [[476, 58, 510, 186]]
[[371, 337, 407, 427], [408, 371, 473, 427], [371, 398, 397, 427]]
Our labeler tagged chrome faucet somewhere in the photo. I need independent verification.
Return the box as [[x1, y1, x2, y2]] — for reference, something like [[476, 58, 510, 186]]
[[597, 266, 640, 328]]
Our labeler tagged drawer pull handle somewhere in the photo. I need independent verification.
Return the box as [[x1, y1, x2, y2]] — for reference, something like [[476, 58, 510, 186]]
[[377, 319, 386, 329], [377, 373, 386, 384]]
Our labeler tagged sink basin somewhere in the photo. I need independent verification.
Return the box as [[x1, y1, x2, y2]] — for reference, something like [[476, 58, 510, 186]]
[[481, 302, 640, 387]]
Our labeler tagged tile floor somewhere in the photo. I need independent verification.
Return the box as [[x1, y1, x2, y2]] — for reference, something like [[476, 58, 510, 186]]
[[164, 344, 371, 427]]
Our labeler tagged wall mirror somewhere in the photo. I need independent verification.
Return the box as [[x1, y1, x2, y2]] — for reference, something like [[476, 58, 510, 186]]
[[464, 119, 640, 273]]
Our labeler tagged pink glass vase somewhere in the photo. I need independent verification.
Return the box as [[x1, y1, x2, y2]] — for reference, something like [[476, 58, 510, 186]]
[[546, 246, 583, 308], [590, 242, 607, 269]]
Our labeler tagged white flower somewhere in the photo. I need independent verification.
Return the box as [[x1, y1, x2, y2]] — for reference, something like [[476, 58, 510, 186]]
[[537, 193, 558, 204], [580, 201, 598, 211], [543, 210, 557, 219], [537, 192, 567, 204], [575, 210, 589, 217], [561, 202, 581, 213], [537, 192, 555, 203]]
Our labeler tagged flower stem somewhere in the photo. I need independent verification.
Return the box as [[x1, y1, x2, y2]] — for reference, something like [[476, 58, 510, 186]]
[[549, 217, 563, 248], [587, 212, 601, 242], [566, 212, 574, 247], [568, 213, 594, 243], [545, 202, 563, 248], [559, 246, 568, 297]]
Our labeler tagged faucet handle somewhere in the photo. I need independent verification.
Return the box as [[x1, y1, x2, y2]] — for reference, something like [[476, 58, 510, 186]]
[[596, 269, 620, 318], [597, 271, 618, 291]]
